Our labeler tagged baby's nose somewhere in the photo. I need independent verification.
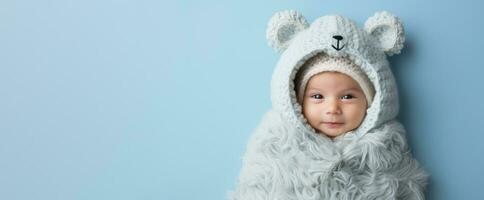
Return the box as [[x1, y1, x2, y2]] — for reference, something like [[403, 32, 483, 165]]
[[325, 99, 342, 115]]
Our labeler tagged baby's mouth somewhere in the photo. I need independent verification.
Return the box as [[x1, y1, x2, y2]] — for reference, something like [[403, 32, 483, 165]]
[[323, 122, 343, 124], [322, 120, 343, 124], [322, 122, 344, 128]]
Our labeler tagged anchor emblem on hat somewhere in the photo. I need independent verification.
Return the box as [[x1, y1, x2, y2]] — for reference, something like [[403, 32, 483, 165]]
[[331, 35, 345, 51]]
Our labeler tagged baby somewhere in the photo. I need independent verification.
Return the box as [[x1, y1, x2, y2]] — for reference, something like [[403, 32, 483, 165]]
[[295, 54, 375, 140], [229, 10, 428, 200]]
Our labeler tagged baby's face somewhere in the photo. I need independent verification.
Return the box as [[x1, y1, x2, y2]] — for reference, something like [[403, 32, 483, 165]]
[[302, 72, 367, 138]]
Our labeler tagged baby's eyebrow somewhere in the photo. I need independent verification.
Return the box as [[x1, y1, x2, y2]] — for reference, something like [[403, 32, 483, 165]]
[[343, 87, 362, 92], [305, 88, 321, 92], [306, 87, 362, 92]]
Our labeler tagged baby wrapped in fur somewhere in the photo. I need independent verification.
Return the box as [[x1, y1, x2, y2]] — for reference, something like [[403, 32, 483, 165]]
[[229, 11, 428, 200]]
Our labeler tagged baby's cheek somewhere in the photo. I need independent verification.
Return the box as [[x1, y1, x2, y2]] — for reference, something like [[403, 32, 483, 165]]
[[303, 105, 320, 123], [352, 108, 367, 126], [341, 107, 359, 123]]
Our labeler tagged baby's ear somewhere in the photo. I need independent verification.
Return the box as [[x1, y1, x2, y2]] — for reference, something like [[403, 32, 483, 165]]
[[364, 11, 405, 56], [266, 10, 309, 53]]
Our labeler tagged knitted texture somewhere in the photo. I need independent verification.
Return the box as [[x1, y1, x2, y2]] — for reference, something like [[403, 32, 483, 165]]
[[229, 10, 428, 200]]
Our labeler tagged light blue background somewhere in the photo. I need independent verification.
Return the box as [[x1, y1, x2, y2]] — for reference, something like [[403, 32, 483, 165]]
[[1, 0, 483, 199]]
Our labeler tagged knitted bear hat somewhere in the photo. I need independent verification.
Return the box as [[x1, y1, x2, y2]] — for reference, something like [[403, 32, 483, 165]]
[[294, 53, 375, 107], [267, 10, 404, 140]]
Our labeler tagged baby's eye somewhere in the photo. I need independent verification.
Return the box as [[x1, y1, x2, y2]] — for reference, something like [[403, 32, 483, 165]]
[[341, 94, 355, 99], [310, 94, 324, 99]]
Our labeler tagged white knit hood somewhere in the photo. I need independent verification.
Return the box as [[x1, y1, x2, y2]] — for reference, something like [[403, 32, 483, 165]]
[[229, 10, 428, 200], [268, 10, 402, 142]]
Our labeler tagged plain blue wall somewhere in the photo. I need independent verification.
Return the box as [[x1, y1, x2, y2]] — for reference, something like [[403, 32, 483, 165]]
[[1, 0, 483, 199]]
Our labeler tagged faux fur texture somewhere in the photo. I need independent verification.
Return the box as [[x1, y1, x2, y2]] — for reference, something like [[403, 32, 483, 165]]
[[228, 10, 428, 200]]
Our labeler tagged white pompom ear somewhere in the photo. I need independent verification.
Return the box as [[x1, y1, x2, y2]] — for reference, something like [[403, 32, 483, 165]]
[[364, 11, 405, 56], [266, 10, 309, 53]]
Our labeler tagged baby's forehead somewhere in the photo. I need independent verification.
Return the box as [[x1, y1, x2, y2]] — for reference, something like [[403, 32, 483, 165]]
[[307, 72, 362, 90], [309, 71, 359, 83]]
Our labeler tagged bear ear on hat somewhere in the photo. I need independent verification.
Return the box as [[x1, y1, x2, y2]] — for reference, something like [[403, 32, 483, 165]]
[[266, 10, 309, 53], [364, 11, 405, 56]]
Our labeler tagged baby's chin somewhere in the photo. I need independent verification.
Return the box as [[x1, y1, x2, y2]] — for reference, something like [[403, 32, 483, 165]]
[[315, 126, 353, 139]]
